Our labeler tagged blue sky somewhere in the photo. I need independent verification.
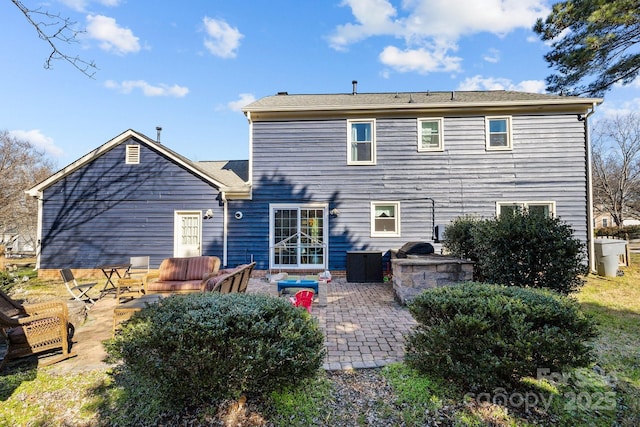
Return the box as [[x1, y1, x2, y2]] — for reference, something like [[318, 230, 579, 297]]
[[2, 0, 639, 168]]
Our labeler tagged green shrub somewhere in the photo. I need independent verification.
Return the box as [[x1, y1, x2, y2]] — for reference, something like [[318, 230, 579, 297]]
[[405, 282, 598, 391], [105, 293, 325, 409], [0, 270, 14, 292], [442, 215, 483, 280], [595, 224, 640, 239], [471, 211, 587, 294]]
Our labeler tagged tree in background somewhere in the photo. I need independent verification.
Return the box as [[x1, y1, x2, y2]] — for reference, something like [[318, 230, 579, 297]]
[[10, 0, 96, 77], [0, 131, 55, 254], [534, 0, 640, 96], [592, 113, 640, 226]]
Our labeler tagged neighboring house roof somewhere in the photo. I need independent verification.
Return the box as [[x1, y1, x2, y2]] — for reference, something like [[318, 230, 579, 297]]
[[26, 129, 250, 198], [243, 90, 603, 118]]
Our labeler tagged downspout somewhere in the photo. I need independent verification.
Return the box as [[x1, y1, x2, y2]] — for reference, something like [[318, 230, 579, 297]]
[[246, 111, 253, 193], [582, 102, 598, 273], [25, 190, 43, 270], [220, 191, 228, 267]]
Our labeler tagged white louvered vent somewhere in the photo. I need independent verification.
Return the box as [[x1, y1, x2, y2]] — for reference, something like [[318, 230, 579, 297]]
[[126, 145, 140, 164]]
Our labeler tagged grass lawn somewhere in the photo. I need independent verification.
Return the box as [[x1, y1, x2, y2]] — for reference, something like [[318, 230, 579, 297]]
[[1, 255, 639, 426]]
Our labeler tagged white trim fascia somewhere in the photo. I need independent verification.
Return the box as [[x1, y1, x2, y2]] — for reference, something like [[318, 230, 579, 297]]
[[243, 98, 604, 115], [26, 129, 230, 196]]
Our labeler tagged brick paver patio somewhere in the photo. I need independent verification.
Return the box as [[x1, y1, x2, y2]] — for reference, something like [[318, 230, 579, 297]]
[[39, 276, 417, 374], [313, 280, 417, 370]]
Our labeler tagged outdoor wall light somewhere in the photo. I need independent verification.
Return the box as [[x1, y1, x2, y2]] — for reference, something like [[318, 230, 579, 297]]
[[330, 208, 340, 217], [203, 209, 214, 220]]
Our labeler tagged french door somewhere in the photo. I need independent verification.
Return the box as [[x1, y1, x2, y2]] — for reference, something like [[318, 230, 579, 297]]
[[270, 204, 327, 269]]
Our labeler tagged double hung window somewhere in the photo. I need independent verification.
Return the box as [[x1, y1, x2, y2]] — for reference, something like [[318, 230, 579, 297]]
[[348, 119, 376, 165], [371, 202, 400, 237], [497, 201, 555, 217], [486, 116, 512, 150], [418, 118, 444, 151]]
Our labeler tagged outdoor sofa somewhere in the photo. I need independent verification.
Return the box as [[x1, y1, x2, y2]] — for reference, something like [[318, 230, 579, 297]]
[[143, 256, 221, 294]]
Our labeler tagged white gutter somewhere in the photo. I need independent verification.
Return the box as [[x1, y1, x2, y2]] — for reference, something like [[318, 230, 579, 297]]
[[220, 191, 228, 267], [32, 191, 43, 270], [583, 102, 598, 273], [246, 111, 253, 187]]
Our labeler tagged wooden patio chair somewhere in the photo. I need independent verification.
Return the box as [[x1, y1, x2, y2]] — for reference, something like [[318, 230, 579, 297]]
[[236, 262, 256, 293], [116, 256, 150, 302], [0, 290, 76, 368], [59, 268, 97, 308]]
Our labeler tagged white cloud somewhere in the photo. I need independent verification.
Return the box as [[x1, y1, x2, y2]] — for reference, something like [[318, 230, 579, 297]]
[[202, 17, 243, 58], [227, 93, 256, 111], [457, 75, 546, 93], [598, 97, 640, 118], [329, 0, 549, 74], [60, 0, 121, 12], [104, 80, 189, 97], [8, 129, 64, 157], [482, 48, 500, 64], [379, 45, 462, 74], [86, 15, 140, 55]]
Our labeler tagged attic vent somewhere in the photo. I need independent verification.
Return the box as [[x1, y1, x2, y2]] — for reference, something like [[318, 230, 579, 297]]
[[126, 145, 140, 164]]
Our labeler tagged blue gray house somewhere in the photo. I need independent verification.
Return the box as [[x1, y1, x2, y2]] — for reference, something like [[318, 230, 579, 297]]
[[27, 129, 250, 278], [28, 89, 603, 278]]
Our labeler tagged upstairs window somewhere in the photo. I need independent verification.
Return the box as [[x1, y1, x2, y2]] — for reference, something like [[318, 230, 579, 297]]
[[371, 201, 400, 237], [486, 116, 512, 150], [348, 119, 376, 165], [418, 118, 444, 151], [126, 145, 140, 164]]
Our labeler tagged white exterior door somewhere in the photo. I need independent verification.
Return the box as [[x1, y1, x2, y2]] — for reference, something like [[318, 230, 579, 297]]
[[174, 211, 202, 257]]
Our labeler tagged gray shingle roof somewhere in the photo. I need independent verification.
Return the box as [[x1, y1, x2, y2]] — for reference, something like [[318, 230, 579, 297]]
[[243, 90, 602, 112]]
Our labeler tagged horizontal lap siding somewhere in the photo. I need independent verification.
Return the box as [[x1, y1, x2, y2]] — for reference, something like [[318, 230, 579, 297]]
[[40, 140, 223, 269], [239, 114, 587, 270]]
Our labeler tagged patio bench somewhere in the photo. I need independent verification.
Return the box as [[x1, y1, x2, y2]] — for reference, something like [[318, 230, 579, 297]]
[[143, 256, 221, 294]]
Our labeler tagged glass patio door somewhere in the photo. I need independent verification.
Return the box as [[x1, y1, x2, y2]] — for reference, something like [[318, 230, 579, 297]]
[[270, 204, 327, 269]]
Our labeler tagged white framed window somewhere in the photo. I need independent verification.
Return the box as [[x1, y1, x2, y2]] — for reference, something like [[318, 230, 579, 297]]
[[418, 118, 444, 151], [486, 116, 512, 150], [126, 145, 140, 164], [348, 119, 376, 165], [371, 201, 400, 237], [602, 218, 608, 227], [496, 201, 556, 218]]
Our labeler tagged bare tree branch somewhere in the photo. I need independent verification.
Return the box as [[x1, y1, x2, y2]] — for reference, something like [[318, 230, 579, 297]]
[[11, 0, 97, 78], [592, 113, 640, 226], [0, 131, 56, 253]]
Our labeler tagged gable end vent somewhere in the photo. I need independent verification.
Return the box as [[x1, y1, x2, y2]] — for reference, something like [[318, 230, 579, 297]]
[[126, 145, 140, 165]]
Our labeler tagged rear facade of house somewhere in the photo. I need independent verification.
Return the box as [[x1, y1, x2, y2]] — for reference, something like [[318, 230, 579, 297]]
[[28, 90, 602, 277], [231, 89, 601, 274]]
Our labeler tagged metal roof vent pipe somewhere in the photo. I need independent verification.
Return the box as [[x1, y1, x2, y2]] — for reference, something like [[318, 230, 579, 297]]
[[156, 126, 162, 144], [352, 80, 358, 95]]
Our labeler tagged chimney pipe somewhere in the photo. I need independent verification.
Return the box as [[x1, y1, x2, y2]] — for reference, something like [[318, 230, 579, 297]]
[[352, 80, 358, 95], [156, 126, 162, 144]]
